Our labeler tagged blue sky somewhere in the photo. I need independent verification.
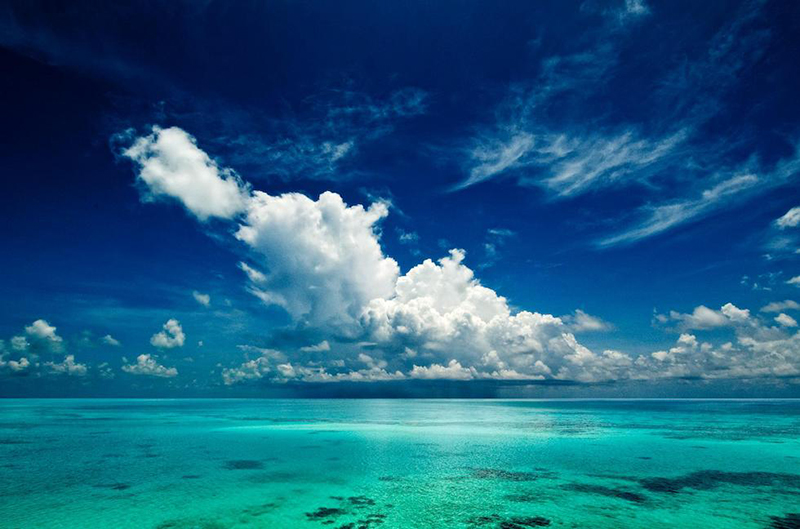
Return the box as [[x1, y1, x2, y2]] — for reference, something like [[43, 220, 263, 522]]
[[2, 0, 800, 397]]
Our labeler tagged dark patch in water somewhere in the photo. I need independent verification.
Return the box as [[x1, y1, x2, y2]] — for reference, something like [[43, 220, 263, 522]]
[[94, 483, 131, 491], [378, 476, 402, 482], [306, 507, 346, 520], [156, 519, 227, 529], [503, 493, 538, 503], [223, 459, 264, 470], [637, 456, 652, 460], [769, 513, 800, 528], [563, 483, 646, 503], [470, 468, 540, 481], [500, 517, 551, 528], [348, 495, 376, 507], [242, 502, 280, 517], [182, 475, 202, 479], [640, 471, 800, 494], [0, 438, 30, 445], [467, 514, 550, 528]]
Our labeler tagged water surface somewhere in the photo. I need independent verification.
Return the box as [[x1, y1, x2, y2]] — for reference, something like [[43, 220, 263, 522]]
[[1, 399, 799, 528]]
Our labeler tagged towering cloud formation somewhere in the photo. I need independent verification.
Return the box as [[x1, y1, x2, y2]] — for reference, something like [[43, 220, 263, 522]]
[[236, 191, 400, 331], [121, 127, 800, 386]]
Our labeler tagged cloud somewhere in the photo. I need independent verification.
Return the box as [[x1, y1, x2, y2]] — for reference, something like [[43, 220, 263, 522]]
[[598, 173, 760, 247], [776, 207, 800, 229], [125, 127, 623, 384], [659, 303, 750, 330], [11, 336, 29, 352], [150, 319, 185, 349], [218, 86, 427, 181], [775, 313, 798, 328], [300, 340, 331, 353], [409, 360, 475, 380], [563, 310, 611, 332], [192, 291, 211, 307], [102, 334, 121, 347], [788, 276, 800, 286], [636, 304, 800, 381], [25, 319, 64, 351], [122, 354, 178, 378], [457, 1, 798, 247], [761, 300, 800, 313], [0, 354, 30, 373], [121, 126, 250, 221], [45, 355, 88, 376], [235, 191, 399, 331]]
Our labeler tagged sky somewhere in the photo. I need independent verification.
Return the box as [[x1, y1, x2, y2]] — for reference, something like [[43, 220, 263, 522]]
[[2, 0, 800, 397]]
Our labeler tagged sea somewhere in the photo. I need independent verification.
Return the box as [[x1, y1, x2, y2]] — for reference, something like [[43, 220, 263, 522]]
[[1, 399, 799, 528]]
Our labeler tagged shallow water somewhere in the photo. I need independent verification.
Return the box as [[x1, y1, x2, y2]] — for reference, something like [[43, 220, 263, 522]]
[[1, 399, 799, 528]]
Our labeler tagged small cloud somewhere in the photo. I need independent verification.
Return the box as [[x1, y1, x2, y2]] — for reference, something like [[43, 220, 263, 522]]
[[102, 334, 121, 347], [775, 313, 798, 328], [776, 206, 800, 229], [122, 354, 178, 378], [788, 276, 800, 286], [150, 319, 185, 349], [760, 300, 800, 313], [192, 290, 211, 307], [11, 336, 29, 352], [564, 310, 612, 332], [45, 355, 88, 376], [300, 340, 331, 353]]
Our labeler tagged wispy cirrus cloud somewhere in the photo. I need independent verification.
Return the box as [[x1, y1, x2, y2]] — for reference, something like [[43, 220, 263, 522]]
[[455, 0, 797, 247]]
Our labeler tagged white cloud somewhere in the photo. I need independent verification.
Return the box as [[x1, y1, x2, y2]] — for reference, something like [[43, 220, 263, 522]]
[[761, 300, 800, 313], [660, 303, 750, 330], [776, 206, 800, 229], [11, 336, 29, 352], [45, 355, 87, 376], [599, 174, 759, 247], [238, 262, 266, 284], [122, 126, 250, 221], [236, 191, 399, 331], [788, 276, 800, 286], [775, 313, 798, 328], [25, 319, 63, 351], [409, 360, 475, 380], [122, 354, 178, 378], [102, 334, 121, 347], [300, 340, 331, 353], [192, 290, 211, 307], [150, 319, 185, 349], [562, 310, 611, 332], [125, 128, 632, 385]]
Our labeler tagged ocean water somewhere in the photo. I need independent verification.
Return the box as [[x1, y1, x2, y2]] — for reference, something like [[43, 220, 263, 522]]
[[1, 399, 799, 528]]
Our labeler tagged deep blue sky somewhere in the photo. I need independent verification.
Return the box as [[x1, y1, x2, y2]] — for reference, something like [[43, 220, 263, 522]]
[[2, 0, 800, 397]]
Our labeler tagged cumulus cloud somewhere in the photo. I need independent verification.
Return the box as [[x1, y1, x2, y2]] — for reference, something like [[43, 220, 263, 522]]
[[121, 126, 250, 221], [192, 290, 211, 307], [124, 127, 631, 384], [236, 191, 399, 331], [150, 319, 185, 349], [45, 355, 88, 376], [24, 319, 64, 351], [657, 303, 750, 330], [122, 354, 178, 378]]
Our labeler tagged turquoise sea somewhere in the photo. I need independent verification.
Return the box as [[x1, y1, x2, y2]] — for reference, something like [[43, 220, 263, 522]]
[[1, 399, 799, 528]]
